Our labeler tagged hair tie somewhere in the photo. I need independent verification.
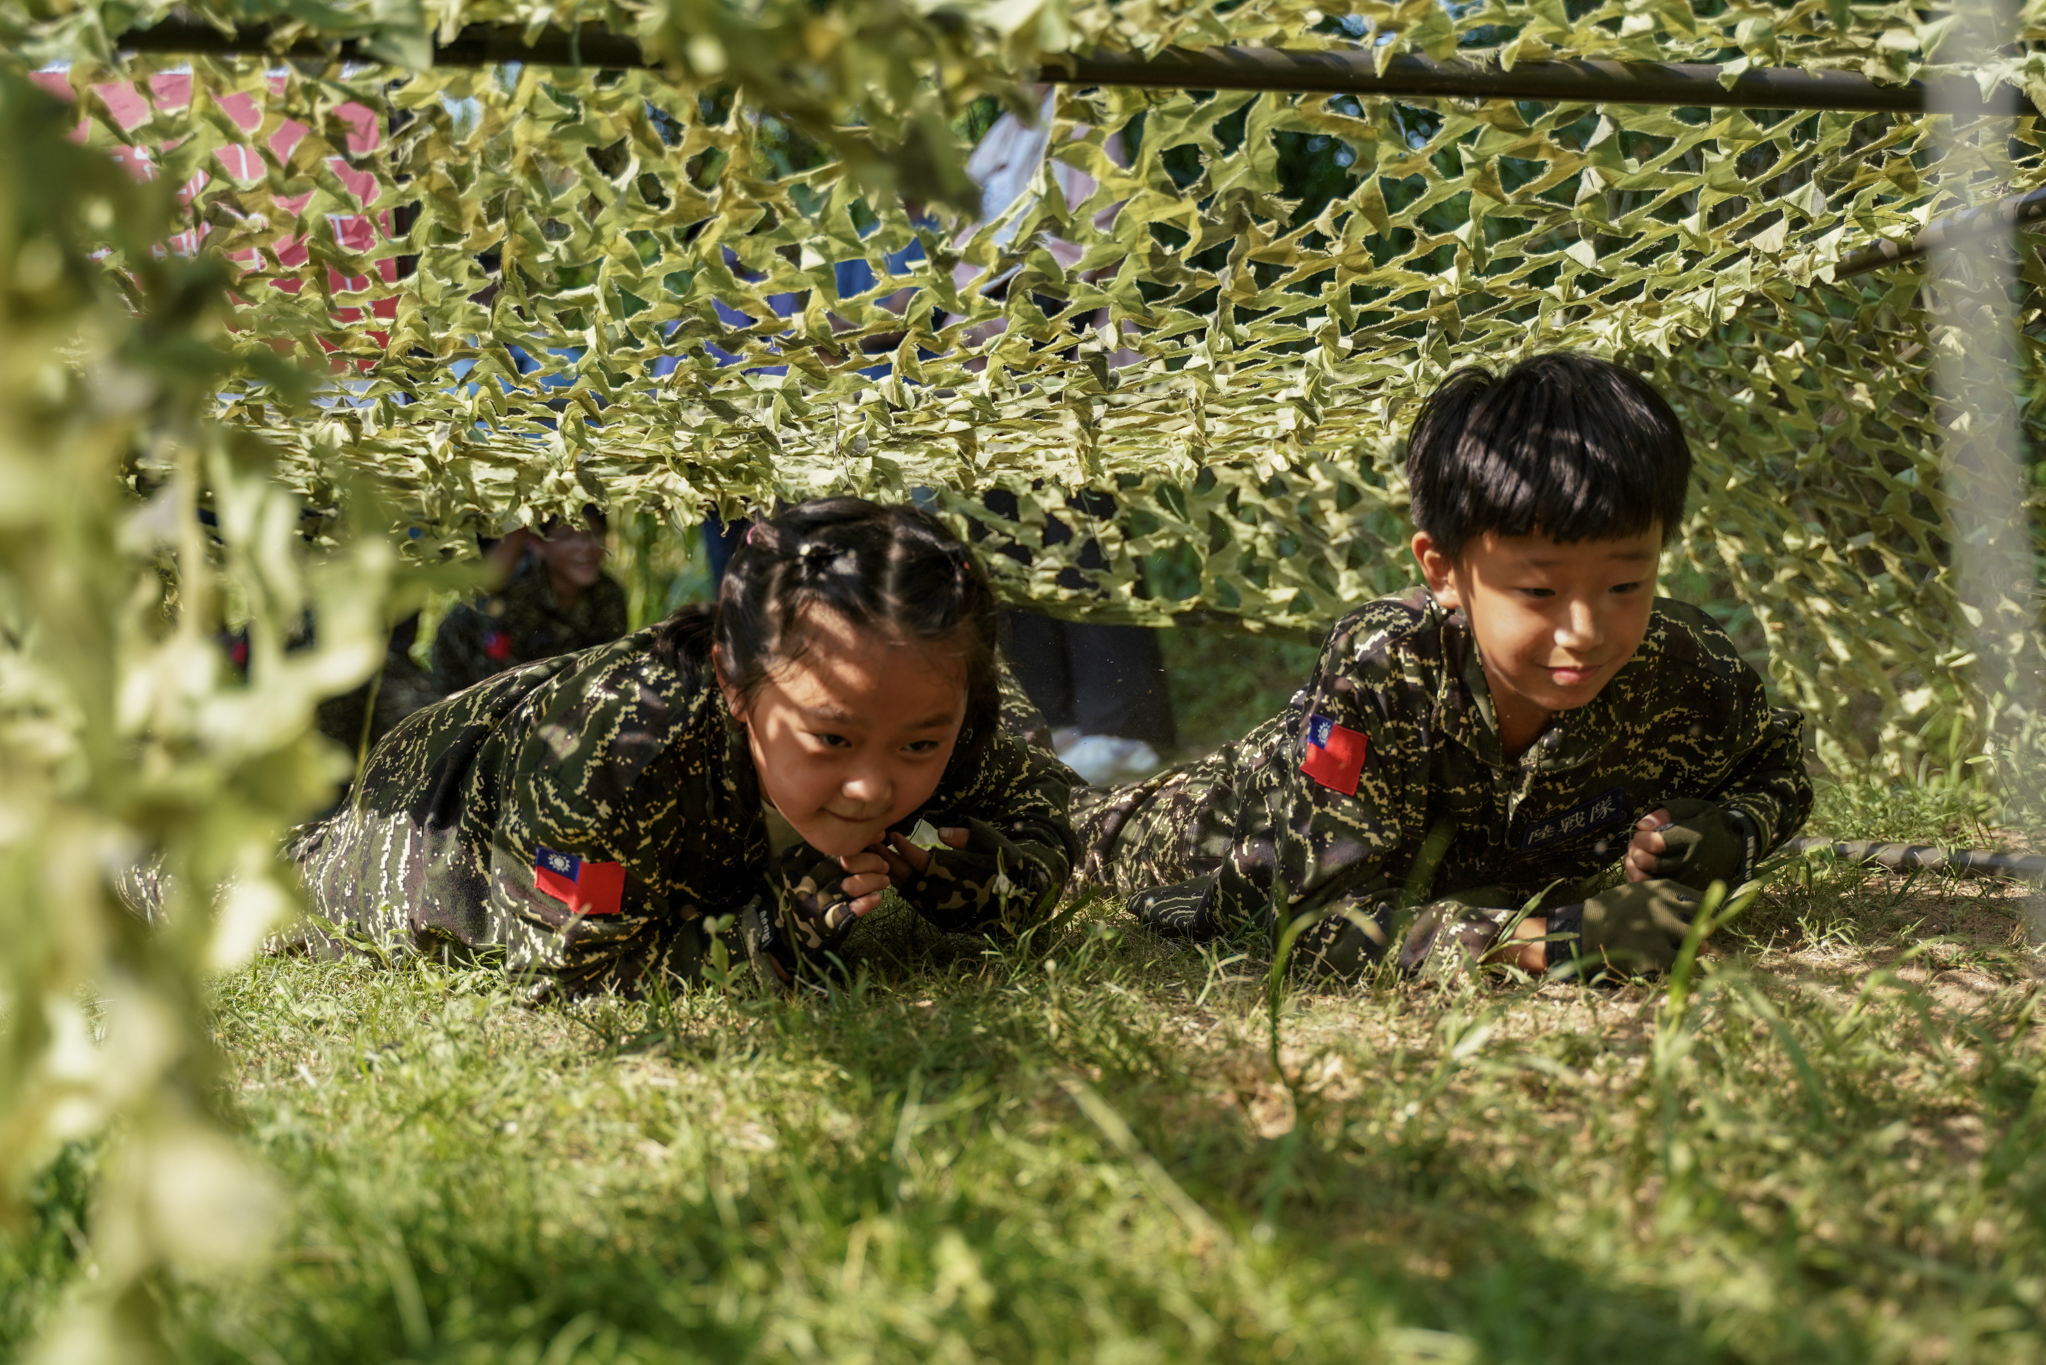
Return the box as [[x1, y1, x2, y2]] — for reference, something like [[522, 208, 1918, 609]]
[[942, 542, 970, 585], [796, 540, 847, 577]]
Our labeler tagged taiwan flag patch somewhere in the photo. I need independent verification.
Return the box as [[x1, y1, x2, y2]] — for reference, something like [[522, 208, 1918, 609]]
[[533, 847, 626, 916], [1301, 714, 1368, 795]]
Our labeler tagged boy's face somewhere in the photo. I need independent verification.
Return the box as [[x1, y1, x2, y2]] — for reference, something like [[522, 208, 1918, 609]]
[[1412, 524, 1661, 729]]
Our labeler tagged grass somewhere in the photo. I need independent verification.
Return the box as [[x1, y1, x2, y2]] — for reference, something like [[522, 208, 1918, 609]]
[[1806, 776, 2006, 848], [4, 780, 2043, 1364]]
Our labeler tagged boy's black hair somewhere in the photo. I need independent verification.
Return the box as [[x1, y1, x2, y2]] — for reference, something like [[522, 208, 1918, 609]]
[[705, 497, 1001, 763], [1404, 352, 1692, 559]]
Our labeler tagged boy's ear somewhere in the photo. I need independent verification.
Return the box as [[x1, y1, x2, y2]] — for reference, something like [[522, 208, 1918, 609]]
[[1410, 532, 1461, 609]]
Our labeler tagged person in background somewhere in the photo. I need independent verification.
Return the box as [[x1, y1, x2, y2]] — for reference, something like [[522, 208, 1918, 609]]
[[975, 488, 1177, 786], [434, 505, 628, 694], [1004, 609, 1177, 784], [313, 614, 447, 765]]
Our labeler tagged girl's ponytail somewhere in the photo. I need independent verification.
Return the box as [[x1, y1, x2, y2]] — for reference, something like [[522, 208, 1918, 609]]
[[711, 498, 1002, 757]]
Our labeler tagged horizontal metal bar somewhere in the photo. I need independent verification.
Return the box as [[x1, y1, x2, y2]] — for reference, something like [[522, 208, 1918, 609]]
[[113, 18, 2011, 116], [1789, 837, 2046, 879], [1050, 47, 1996, 115], [1834, 184, 2046, 278], [117, 17, 650, 67]]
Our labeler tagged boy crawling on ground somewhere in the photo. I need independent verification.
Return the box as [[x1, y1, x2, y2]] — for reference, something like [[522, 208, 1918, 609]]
[[1073, 352, 1813, 981]]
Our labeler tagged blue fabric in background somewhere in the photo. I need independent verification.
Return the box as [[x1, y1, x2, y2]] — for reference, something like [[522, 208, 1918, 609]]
[[837, 229, 928, 380]]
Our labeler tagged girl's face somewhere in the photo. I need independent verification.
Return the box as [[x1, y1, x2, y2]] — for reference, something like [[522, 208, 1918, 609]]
[[718, 609, 969, 859]]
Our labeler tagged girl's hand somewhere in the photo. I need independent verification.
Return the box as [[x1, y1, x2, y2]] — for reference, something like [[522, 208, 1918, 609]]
[[835, 850, 895, 918], [871, 828, 970, 883], [482, 526, 538, 589], [1625, 809, 1672, 883]]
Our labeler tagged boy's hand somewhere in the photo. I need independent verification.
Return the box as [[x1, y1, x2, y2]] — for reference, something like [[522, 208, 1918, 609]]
[[1624, 809, 1672, 883], [834, 850, 895, 918], [869, 828, 970, 883]]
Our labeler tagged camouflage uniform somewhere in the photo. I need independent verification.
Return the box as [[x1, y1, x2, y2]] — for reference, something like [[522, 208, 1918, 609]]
[[1075, 588, 1812, 975], [295, 618, 1079, 999], [432, 555, 629, 694]]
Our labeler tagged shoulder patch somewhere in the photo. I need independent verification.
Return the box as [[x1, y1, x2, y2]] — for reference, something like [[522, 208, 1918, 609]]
[[1338, 590, 1447, 673], [534, 846, 625, 915], [1301, 714, 1368, 796]]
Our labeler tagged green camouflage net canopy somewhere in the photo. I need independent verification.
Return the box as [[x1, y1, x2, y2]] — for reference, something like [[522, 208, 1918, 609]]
[[7, 0, 2046, 777]]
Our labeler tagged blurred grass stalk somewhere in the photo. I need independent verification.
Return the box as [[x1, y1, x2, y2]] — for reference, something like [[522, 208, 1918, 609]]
[[611, 509, 714, 632], [1931, 2, 2046, 836]]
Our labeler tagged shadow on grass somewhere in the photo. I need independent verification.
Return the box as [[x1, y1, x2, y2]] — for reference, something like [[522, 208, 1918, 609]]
[[15, 861, 2044, 1364], [136, 915, 1746, 1365]]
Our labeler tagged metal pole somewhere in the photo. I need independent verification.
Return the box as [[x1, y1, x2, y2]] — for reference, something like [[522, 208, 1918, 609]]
[[116, 18, 650, 69], [1834, 185, 2046, 278], [111, 19, 2005, 116], [1925, 0, 2046, 942], [1789, 839, 2046, 880], [1048, 47, 1991, 115]]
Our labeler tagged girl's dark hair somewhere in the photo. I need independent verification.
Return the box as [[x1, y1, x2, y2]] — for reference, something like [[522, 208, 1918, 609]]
[[1404, 352, 1692, 559], [699, 498, 1001, 757]]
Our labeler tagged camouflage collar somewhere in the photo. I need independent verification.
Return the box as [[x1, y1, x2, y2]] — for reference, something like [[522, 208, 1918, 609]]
[[1518, 705, 1613, 774], [1436, 601, 1502, 766]]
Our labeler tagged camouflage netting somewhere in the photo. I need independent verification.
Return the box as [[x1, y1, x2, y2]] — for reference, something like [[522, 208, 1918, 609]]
[[2, 2, 2043, 1352], [7, 0, 2045, 778]]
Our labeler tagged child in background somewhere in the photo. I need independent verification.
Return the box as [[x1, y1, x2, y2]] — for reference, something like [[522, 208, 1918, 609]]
[[296, 498, 1078, 999], [1074, 353, 1813, 981], [433, 507, 630, 694]]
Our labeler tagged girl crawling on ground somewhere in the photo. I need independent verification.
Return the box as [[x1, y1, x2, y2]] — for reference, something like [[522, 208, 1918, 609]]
[[294, 498, 1079, 1000]]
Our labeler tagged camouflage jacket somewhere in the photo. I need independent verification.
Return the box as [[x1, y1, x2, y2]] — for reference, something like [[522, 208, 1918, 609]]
[[1075, 589, 1812, 970], [433, 555, 629, 695], [300, 613, 1079, 998]]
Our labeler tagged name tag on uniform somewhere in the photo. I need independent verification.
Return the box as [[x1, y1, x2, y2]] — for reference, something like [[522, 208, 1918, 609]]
[[1301, 713, 1368, 796], [534, 846, 626, 916], [1520, 786, 1627, 851]]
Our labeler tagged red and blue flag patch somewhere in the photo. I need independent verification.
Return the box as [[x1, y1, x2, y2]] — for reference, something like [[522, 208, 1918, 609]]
[[1301, 713, 1368, 795], [533, 846, 625, 916]]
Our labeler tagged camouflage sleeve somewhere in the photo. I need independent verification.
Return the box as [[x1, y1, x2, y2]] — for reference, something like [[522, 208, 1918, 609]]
[[1707, 689, 1814, 877], [894, 668, 1080, 937], [473, 660, 727, 995], [498, 674, 672, 890], [1210, 608, 1420, 962]]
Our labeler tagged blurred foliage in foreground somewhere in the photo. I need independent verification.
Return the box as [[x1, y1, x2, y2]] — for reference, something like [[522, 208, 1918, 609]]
[[0, 68, 419, 1361]]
